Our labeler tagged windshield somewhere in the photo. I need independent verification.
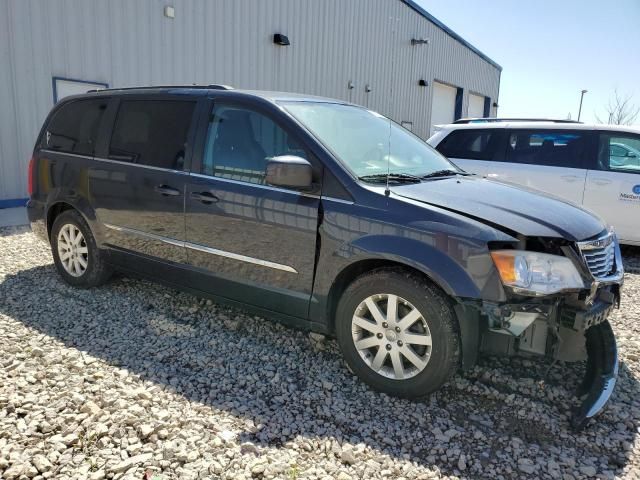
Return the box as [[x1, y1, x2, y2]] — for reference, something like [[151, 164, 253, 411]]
[[282, 101, 460, 182]]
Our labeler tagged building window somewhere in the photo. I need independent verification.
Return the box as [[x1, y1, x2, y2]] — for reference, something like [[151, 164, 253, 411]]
[[52, 77, 108, 103]]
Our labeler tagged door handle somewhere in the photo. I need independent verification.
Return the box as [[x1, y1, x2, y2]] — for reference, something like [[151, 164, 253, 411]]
[[191, 191, 219, 204], [561, 175, 580, 182], [154, 185, 181, 196], [591, 178, 612, 186]]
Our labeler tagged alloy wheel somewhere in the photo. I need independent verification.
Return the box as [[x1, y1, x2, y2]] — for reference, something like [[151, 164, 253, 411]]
[[351, 293, 432, 379], [57, 224, 89, 277]]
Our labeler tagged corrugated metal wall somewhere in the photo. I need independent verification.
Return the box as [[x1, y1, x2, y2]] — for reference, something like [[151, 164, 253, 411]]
[[0, 0, 501, 202]]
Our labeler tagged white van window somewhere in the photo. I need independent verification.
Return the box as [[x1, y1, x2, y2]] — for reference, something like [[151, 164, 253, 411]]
[[436, 129, 504, 160], [599, 133, 640, 172], [506, 130, 589, 168]]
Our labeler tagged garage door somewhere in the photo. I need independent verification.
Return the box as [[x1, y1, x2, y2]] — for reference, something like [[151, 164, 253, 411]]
[[431, 82, 457, 135], [468, 93, 485, 119]]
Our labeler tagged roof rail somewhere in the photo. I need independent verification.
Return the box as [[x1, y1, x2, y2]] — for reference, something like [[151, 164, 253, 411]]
[[453, 117, 582, 124], [87, 84, 234, 93]]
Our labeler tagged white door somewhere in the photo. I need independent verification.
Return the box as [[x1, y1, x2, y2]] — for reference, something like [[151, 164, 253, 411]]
[[484, 129, 590, 205], [468, 94, 485, 119], [583, 132, 640, 244], [431, 82, 457, 135]]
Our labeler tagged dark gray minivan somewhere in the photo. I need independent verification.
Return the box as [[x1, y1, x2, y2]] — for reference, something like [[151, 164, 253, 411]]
[[27, 86, 623, 428]]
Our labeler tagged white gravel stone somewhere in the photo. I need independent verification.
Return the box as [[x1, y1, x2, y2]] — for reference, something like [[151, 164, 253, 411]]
[[1, 227, 640, 480], [341, 446, 357, 465], [32, 454, 53, 473], [109, 452, 153, 473]]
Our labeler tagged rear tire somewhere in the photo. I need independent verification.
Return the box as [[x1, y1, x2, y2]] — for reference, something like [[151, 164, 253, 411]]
[[51, 210, 112, 288], [335, 269, 460, 399]]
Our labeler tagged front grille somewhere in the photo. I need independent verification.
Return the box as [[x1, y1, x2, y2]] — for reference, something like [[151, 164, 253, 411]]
[[578, 235, 616, 279]]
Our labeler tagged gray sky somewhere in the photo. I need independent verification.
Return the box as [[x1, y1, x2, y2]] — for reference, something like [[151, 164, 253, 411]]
[[418, 0, 640, 124]]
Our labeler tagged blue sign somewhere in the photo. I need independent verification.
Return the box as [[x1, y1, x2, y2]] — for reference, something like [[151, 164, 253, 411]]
[[633, 185, 640, 195]]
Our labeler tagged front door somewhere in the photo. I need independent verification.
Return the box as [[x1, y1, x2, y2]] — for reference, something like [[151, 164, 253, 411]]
[[583, 132, 640, 244], [90, 97, 198, 263], [184, 100, 321, 317]]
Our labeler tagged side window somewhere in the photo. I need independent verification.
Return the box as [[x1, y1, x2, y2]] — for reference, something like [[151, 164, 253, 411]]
[[599, 133, 640, 172], [43, 99, 108, 155], [202, 105, 306, 184], [108, 100, 196, 170], [505, 130, 589, 168], [436, 129, 503, 160]]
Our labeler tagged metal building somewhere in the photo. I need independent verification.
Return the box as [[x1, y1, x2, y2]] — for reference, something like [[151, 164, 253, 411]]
[[0, 0, 501, 206]]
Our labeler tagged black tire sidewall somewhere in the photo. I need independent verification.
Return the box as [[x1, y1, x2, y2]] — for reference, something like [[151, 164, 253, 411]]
[[336, 270, 460, 398], [50, 210, 108, 288]]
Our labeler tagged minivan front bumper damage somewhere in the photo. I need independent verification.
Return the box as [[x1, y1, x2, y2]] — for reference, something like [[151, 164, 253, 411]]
[[470, 286, 621, 429], [573, 320, 618, 430]]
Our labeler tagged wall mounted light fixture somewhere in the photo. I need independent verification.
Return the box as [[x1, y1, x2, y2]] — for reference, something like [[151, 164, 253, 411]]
[[411, 38, 430, 45], [347, 81, 355, 90], [418, 79, 428, 87], [164, 6, 175, 18], [365, 84, 372, 93], [273, 33, 290, 46]]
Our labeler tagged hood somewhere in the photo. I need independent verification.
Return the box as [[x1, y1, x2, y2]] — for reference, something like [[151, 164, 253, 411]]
[[392, 176, 605, 242]]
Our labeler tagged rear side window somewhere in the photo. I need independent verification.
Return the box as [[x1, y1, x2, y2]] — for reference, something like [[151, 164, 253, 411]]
[[436, 129, 504, 160], [506, 130, 590, 168], [598, 133, 640, 173], [108, 100, 196, 170], [43, 99, 108, 155]]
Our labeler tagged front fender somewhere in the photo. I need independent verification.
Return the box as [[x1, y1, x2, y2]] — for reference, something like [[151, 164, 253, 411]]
[[310, 227, 506, 329], [347, 234, 483, 298]]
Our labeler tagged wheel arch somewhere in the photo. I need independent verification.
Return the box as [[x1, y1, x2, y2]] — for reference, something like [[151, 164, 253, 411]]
[[326, 258, 455, 334], [324, 255, 483, 371], [46, 199, 97, 241]]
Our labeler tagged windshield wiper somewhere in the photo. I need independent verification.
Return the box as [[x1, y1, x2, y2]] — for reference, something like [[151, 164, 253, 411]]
[[421, 169, 468, 179], [358, 173, 422, 184]]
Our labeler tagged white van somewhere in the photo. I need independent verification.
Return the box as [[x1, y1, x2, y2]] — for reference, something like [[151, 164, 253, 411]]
[[428, 121, 640, 245]]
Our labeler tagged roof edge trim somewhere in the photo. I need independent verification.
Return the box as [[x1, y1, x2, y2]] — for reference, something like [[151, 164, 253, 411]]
[[400, 0, 503, 71]]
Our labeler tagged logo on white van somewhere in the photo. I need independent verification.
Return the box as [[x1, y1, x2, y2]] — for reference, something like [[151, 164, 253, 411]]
[[620, 185, 640, 202]]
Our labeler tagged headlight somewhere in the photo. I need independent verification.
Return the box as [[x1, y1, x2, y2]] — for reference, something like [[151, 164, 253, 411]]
[[490, 250, 586, 295]]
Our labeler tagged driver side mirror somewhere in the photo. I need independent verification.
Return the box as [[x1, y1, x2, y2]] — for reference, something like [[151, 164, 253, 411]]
[[265, 155, 313, 190]]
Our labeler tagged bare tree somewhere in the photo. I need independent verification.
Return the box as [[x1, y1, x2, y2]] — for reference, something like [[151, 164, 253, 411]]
[[596, 89, 640, 125]]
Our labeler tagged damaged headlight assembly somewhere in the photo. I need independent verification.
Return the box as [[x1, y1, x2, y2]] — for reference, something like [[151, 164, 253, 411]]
[[490, 250, 586, 295]]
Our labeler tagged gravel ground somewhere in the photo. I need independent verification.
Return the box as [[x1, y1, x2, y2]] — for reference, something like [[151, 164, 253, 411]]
[[1, 226, 639, 480]]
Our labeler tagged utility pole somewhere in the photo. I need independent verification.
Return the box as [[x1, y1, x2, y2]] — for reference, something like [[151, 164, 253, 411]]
[[577, 89, 588, 121]]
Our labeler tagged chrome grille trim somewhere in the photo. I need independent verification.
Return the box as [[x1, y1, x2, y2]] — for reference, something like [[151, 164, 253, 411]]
[[578, 234, 616, 279]]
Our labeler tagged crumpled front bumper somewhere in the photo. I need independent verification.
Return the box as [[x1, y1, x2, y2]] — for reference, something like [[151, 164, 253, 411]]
[[572, 320, 618, 430]]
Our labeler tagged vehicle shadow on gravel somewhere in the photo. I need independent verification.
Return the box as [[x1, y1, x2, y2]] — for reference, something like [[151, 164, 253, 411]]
[[2, 263, 640, 478]]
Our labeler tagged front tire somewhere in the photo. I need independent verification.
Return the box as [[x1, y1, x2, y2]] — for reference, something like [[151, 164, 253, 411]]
[[51, 210, 112, 288], [336, 269, 460, 399]]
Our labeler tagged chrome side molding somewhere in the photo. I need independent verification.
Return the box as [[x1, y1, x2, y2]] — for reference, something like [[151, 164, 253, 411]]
[[103, 223, 297, 273]]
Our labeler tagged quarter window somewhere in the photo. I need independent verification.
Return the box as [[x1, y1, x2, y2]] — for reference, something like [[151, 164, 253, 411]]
[[43, 99, 108, 155], [202, 105, 306, 184], [436, 129, 504, 160], [505, 130, 590, 168], [599, 133, 640, 172], [108, 100, 195, 169]]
